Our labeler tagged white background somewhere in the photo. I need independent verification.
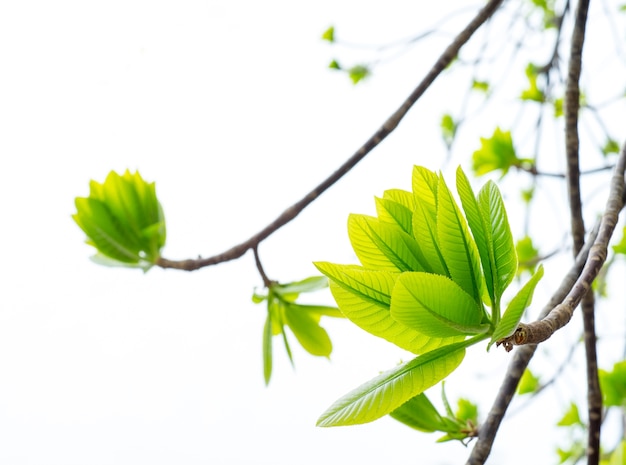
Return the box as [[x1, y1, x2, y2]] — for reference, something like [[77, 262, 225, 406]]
[[1, 1, 625, 464]]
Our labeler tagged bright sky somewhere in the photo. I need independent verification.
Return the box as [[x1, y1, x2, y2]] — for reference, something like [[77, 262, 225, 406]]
[[1, 1, 625, 464]]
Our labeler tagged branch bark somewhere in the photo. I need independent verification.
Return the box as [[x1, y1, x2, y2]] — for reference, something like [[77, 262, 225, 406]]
[[470, 144, 626, 464], [156, 0, 505, 272]]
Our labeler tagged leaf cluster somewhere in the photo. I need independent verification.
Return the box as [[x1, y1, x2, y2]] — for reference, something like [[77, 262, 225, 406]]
[[73, 170, 166, 271], [314, 165, 543, 429], [252, 276, 343, 385]]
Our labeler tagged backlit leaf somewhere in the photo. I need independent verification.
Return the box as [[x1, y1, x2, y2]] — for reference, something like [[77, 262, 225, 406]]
[[284, 304, 332, 357], [437, 175, 483, 303], [390, 393, 447, 432], [391, 272, 487, 337], [317, 343, 467, 426]]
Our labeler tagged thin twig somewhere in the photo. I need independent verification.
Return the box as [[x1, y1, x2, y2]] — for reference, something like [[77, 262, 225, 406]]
[[156, 0, 505, 272]]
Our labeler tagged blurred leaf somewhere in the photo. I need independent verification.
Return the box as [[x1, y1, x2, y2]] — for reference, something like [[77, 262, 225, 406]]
[[472, 127, 520, 176], [73, 170, 166, 269], [521, 186, 535, 203], [557, 402, 583, 427], [455, 398, 478, 424], [348, 65, 370, 84], [520, 63, 545, 102], [328, 59, 341, 70], [607, 440, 626, 465], [554, 97, 564, 117], [517, 235, 540, 273], [471, 79, 490, 93], [441, 114, 457, 148], [284, 303, 332, 357], [602, 138, 621, 156], [517, 368, 540, 394], [275, 276, 328, 295], [599, 360, 626, 407], [321, 26, 335, 42], [613, 227, 626, 255]]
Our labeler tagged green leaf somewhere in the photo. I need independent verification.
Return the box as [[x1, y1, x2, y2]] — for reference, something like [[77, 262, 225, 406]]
[[553, 97, 564, 117], [441, 114, 457, 148], [477, 180, 518, 300], [520, 63, 545, 102], [317, 342, 468, 427], [517, 235, 539, 273], [601, 138, 620, 156], [296, 304, 343, 318], [283, 303, 332, 357], [517, 368, 540, 394], [599, 360, 626, 407], [472, 128, 519, 176], [348, 214, 428, 272], [376, 196, 414, 235], [436, 175, 483, 304], [328, 59, 341, 70], [390, 393, 447, 432], [315, 263, 443, 354], [391, 272, 487, 338], [471, 80, 490, 93], [274, 276, 328, 295], [613, 226, 626, 255], [489, 265, 544, 349], [557, 402, 582, 427], [455, 398, 478, 423], [73, 170, 166, 266], [321, 26, 335, 42], [607, 440, 626, 465], [263, 311, 273, 385], [348, 65, 370, 84]]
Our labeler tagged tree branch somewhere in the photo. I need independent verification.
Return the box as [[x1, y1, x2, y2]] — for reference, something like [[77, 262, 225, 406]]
[[561, 0, 602, 461], [497, 145, 625, 349], [156, 0, 505, 272], [466, 220, 601, 465]]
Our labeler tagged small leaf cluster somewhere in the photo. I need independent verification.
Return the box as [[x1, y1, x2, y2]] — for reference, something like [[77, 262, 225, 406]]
[[390, 384, 479, 443], [252, 276, 343, 385], [472, 127, 533, 177], [73, 170, 166, 270], [314, 166, 543, 428]]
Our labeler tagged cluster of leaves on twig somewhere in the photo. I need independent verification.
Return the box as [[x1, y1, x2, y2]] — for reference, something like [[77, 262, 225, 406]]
[[313, 165, 543, 430]]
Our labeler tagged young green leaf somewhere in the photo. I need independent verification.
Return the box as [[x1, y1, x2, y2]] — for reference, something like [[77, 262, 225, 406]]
[[599, 360, 626, 407], [348, 65, 370, 84], [317, 342, 468, 427], [375, 196, 414, 235], [472, 128, 519, 176], [391, 272, 487, 338], [382, 188, 415, 210], [321, 26, 335, 42], [517, 368, 540, 395], [436, 175, 483, 304], [315, 263, 444, 354], [263, 312, 273, 385], [283, 303, 332, 357], [389, 393, 447, 432], [274, 276, 329, 295], [557, 402, 583, 427], [489, 265, 544, 349], [348, 214, 428, 272], [477, 181, 517, 298], [456, 168, 496, 307]]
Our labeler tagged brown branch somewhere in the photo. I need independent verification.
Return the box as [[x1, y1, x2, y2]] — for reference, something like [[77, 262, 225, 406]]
[[466, 220, 601, 465], [155, 0, 505, 272], [497, 146, 625, 349], [561, 0, 602, 461]]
